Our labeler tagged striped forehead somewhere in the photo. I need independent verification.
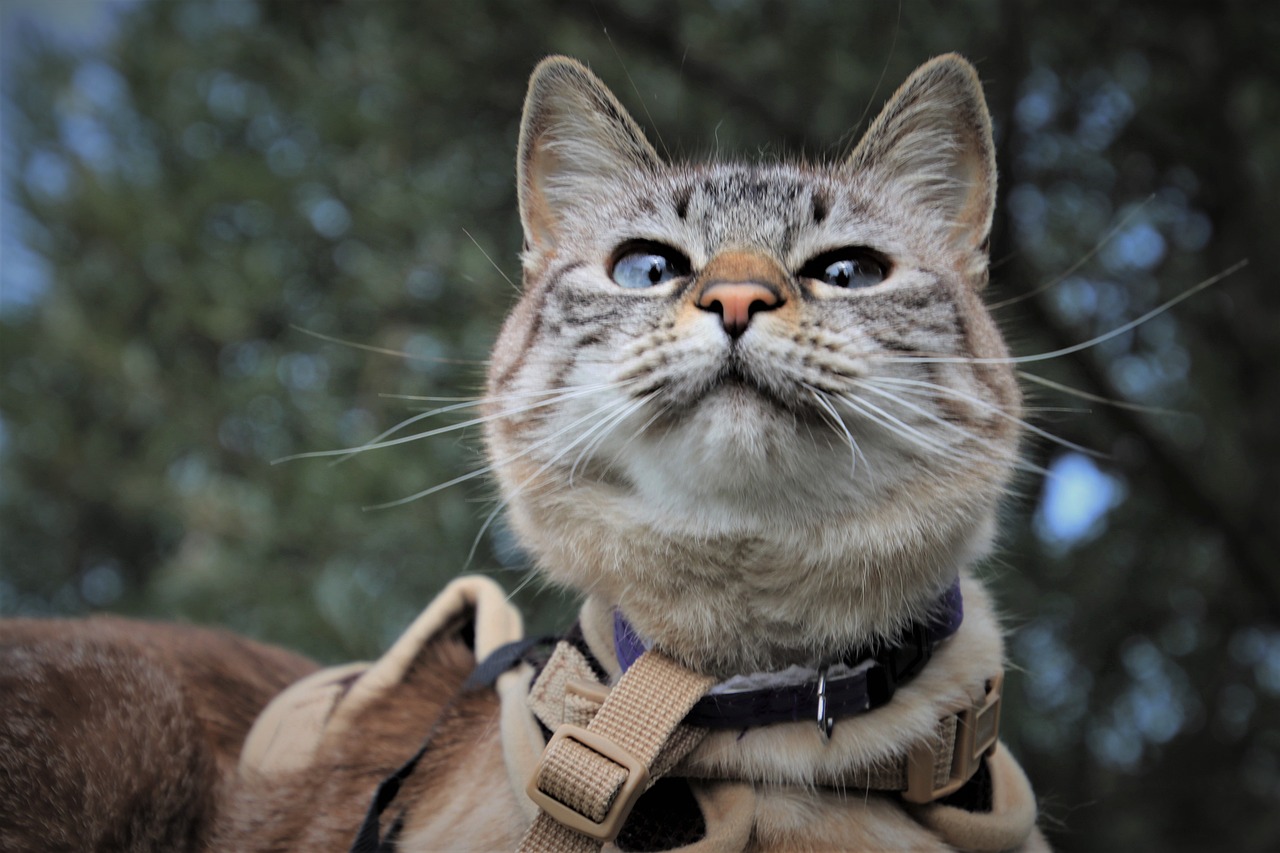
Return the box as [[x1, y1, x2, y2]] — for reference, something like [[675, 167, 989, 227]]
[[675, 167, 822, 255]]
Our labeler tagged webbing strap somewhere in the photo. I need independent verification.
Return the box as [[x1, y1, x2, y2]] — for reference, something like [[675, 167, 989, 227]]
[[462, 636, 547, 691], [518, 650, 716, 852]]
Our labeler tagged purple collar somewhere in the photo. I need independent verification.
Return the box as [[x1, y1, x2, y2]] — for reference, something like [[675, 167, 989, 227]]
[[612, 579, 964, 734]]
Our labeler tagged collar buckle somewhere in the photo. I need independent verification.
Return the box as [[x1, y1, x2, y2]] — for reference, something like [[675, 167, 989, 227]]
[[903, 674, 1004, 803], [815, 666, 835, 742]]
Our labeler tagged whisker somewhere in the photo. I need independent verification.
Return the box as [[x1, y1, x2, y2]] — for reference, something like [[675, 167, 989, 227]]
[[851, 380, 1047, 476], [289, 324, 484, 365], [462, 227, 520, 295], [874, 260, 1246, 366], [1016, 370, 1189, 417], [378, 393, 484, 403], [986, 196, 1155, 311], [568, 393, 656, 486], [865, 375, 1101, 458], [833, 391, 973, 463], [367, 394, 633, 510], [804, 384, 864, 478], [616, 401, 672, 450], [1023, 405, 1094, 414], [596, 19, 671, 161], [464, 395, 643, 560], [503, 570, 542, 604], [381, 382, 619, 406], [273, 381, 631, 464], [357, 383, 636, 467]]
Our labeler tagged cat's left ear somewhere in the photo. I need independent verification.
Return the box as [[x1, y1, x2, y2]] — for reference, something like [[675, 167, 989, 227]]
[[845, 55, 996, 275], [517, 56, 662, 256]]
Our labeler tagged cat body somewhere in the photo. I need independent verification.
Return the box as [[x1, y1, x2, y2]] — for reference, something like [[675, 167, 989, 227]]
[[0, 54, 1047, 852]]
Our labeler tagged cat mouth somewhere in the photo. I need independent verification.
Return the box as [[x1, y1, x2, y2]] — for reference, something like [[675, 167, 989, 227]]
[[707, 364, 797, 412]]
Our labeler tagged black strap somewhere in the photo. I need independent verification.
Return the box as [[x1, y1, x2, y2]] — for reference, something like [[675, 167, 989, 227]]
[[349, 638, 549, 853], [461, 636, 547, 691], [680, 622, 938, 729], [349, 740, 429, 853]]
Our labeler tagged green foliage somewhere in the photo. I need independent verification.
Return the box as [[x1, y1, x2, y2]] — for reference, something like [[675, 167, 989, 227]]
[[2, 1, 1278, 850]]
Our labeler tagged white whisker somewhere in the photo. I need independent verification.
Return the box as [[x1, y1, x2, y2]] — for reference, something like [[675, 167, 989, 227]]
[[290, 324, 484, 365], [1016, 370, 1188, 417], [464, 394, 645, 560], [382, 382, 622, 406], [833, 391, 969, 462], [874, 261, 1246, 366], [986, 196, 1155, 311], [616, 401, 669, 448], [568, 393, 656, 486], [804, 384, 864, 478], [378, 393, 485, 403], [865, 375, 1101, 458], [367, 393, 633, 510], [273, 381, 631, 465], [851, 380, 1046, 476], [463, 226, 521, 295], [502, 570, 542, 604]]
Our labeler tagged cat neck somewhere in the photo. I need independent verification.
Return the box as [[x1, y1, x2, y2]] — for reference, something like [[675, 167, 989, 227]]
[[512, 477, 997, 678], [580, 571, 966, 681]]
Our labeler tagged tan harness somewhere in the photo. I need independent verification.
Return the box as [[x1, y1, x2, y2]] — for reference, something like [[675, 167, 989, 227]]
[[518, 641, 1004, 852], [240, 576, 1043, 853]]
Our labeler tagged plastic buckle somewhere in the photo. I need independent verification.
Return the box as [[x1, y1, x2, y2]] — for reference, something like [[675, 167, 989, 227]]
[[903, 674, 1003, 804], [526, 724, 650, 842], [565, 677, 610, 706]]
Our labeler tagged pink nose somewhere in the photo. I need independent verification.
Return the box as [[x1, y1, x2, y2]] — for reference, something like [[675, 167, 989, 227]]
[[696, 282, 781, 337]]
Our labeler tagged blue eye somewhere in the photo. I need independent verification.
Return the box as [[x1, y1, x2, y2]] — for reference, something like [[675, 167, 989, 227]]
[[800, 249, 888, 289], [610, 243, 690, 289]]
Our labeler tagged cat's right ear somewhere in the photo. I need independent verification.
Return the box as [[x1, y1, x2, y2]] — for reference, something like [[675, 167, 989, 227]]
[[517, 57, 662, 256]]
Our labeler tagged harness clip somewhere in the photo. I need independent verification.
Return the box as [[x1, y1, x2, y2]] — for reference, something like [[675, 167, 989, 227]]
[[527, 724, 650, 842]]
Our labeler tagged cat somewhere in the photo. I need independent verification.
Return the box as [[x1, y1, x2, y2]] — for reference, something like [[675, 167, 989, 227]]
[[0, 54, 1047, 852], [488, 52, 1018, 680]]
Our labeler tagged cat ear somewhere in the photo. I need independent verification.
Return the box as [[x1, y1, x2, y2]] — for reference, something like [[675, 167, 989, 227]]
[[845, 54, 996, 263], [517, 56, 662, 255]]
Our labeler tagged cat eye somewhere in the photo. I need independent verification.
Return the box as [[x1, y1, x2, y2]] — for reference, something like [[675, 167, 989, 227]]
[[610, 242, 691, 289], [799, 248, 888, 289]]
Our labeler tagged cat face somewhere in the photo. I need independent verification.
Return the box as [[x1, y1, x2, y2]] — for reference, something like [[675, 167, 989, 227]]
[[485, 56, 1022, 667]]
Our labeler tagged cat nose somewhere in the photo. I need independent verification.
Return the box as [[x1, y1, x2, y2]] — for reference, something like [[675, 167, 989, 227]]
[[696, 282, 782, 338]]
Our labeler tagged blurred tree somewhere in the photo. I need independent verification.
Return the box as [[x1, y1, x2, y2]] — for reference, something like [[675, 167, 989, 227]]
[[1, 1, 1276, 851]]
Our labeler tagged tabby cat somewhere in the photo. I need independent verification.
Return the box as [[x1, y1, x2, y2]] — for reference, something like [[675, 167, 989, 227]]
[[489, 53, 1019, 678], [0, 54, 1046, 851]]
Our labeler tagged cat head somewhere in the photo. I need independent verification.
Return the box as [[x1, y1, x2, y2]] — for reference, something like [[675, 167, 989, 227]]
[[485, 55, 1022, 674]]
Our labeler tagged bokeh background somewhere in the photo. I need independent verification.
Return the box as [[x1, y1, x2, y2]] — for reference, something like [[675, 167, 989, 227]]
[[2, 1, 1277, 850]]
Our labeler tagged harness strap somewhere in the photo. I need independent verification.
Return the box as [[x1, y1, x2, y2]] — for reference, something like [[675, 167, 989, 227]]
[[527, 639, 1005, 807], [349, 739, 428, 853], [462, 636, 547, 691], [519, 650, 716, 852], [350, 637, 549, 853]]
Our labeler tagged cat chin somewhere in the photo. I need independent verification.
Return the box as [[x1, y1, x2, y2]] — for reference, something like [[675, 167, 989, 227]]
[[602, 400, 929, 526], [498, 439, 1004, 672]]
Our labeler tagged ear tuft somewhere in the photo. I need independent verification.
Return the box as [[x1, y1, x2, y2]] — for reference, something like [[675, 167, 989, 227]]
[[517, 57, 662, 255], [846, 54, 996, 263]]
